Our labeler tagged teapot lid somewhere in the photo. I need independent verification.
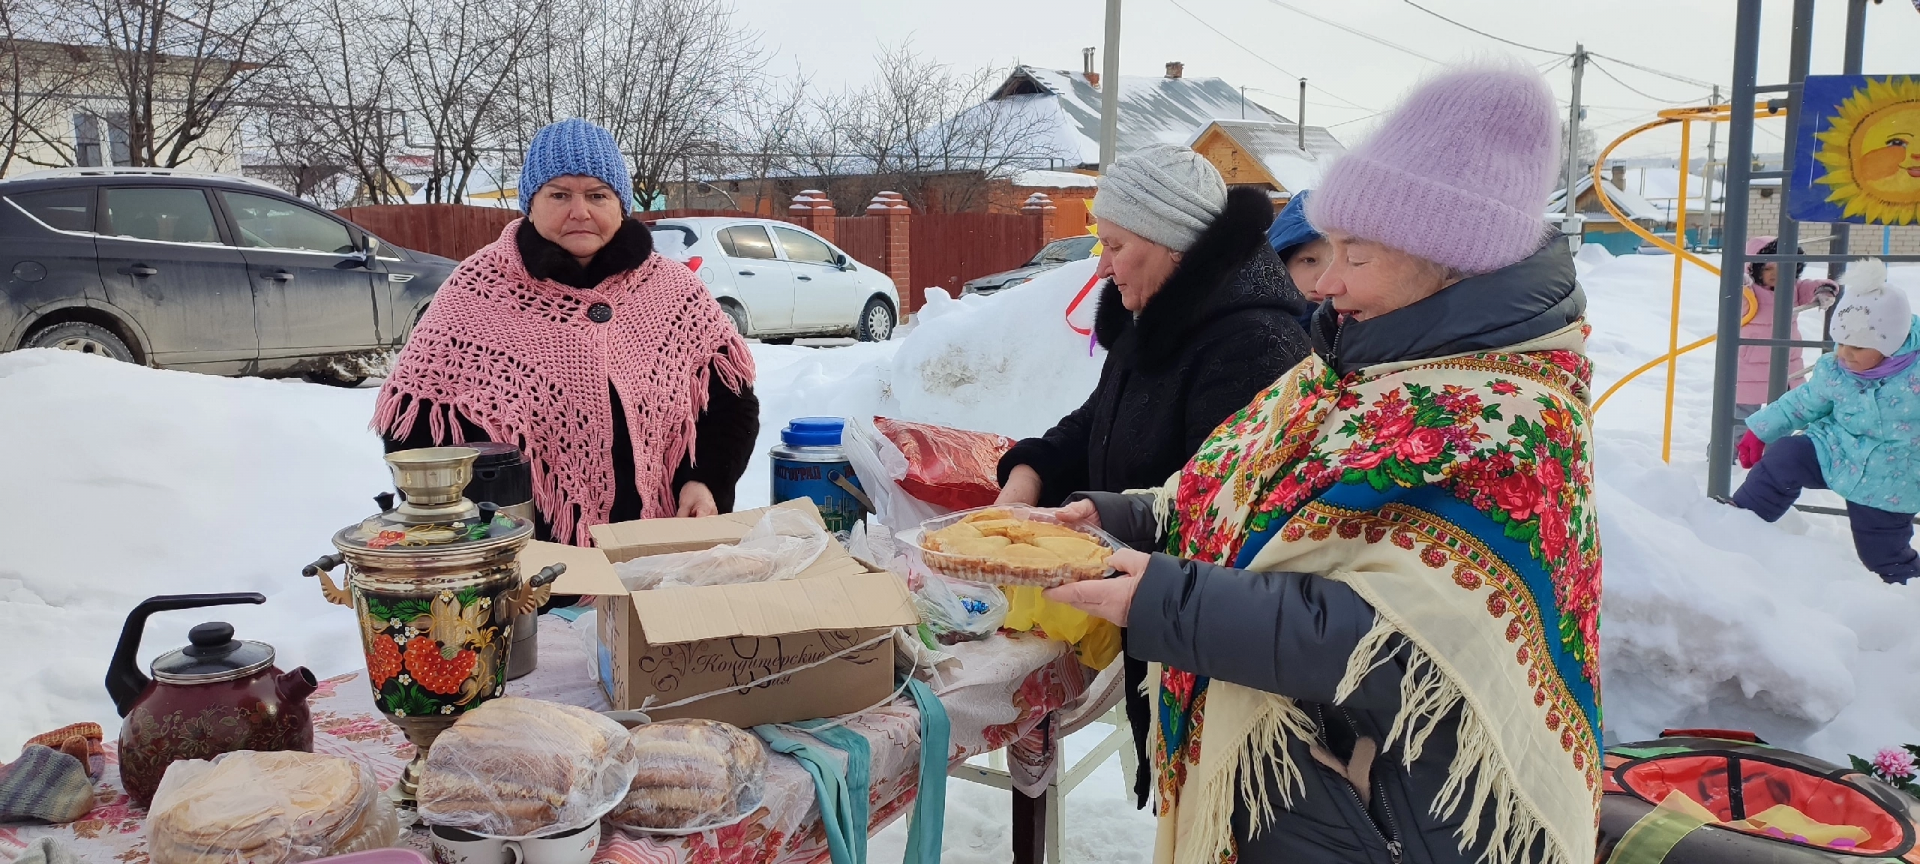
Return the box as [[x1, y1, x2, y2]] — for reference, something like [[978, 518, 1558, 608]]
[[151, 622, 275, 684]]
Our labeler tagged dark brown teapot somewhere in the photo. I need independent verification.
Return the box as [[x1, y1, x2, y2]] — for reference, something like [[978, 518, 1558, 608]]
[[105, 593, 317, 807]]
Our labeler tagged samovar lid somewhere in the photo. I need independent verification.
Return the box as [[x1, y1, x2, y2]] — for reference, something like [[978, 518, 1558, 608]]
[[333, 503, 534, 554]]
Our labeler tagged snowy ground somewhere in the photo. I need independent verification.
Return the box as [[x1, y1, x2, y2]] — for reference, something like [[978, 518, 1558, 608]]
[[1, 251, 1917, 861]]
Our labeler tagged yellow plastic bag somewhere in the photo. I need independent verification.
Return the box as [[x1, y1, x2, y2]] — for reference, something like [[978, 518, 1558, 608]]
[[1003, 585, 1122, 670]]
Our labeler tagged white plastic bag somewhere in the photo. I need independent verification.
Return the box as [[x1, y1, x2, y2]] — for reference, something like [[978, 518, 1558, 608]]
[[612, 507, 828, 590], [843, 416, 951, 534], [912, 573, 1008, 644]]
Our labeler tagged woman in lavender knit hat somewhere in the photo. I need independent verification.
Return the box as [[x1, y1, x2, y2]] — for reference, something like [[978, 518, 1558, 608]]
[[1046, 60, 1599, 864]]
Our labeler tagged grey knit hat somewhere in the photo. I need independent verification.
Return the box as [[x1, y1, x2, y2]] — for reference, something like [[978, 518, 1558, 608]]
[[1092, 144, 1227, 251]]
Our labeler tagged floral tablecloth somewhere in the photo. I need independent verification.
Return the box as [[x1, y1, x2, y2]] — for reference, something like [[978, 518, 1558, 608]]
[[0, 615, 1087, 864]]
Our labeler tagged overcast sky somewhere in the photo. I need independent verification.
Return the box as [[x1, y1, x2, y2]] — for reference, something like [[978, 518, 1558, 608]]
[[727, 0, 1920, 160]]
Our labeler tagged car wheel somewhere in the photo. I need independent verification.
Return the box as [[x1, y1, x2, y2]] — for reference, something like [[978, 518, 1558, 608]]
[[856, 297, 896, 342], [720, 302, 750, 338], [24, 321, 134, 362], [761, 337, 795, 345], [305, 371, 368, 388]]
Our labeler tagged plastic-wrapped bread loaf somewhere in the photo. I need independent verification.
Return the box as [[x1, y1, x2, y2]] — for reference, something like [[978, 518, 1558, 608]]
[[148, 751, 399, 864], [613, 719, 767, 832], [417, 698, 639, 837]]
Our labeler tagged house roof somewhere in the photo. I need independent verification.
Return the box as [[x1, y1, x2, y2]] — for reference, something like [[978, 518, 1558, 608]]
[[1547, 174, 1664, 224], [1188, 119, 1345, 194], [989, 66, 1288, 168]]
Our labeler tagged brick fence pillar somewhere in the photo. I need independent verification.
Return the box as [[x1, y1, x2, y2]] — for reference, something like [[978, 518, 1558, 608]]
[[868, 191, 913, 313], [787, 189, 836, 243], [1021, 192, 1057, 244]]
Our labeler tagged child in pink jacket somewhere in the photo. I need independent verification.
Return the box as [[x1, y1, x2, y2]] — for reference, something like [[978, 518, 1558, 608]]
[[1734, 236, 1838, 433]]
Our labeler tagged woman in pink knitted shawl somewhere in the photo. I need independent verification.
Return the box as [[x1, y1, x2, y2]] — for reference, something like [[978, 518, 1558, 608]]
[[375, 119, 757, 545]]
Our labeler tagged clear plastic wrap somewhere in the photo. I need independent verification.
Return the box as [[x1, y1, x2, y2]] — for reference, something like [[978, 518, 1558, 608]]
[[612, 507, 828, 591], [148, 751, 400, 864], [416, 698, 639, 839], [872, 417, 1014, 511], [611, 719, 768, 834], [911, 505, 1122, 588], [913, 574, 1009, 644]]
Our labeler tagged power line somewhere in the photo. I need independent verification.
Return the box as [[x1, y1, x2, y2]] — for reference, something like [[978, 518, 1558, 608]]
[[1165, 0, 1376, 112], [1255, 0, 1444, 65], [1588, 51, 1719, 90], [1587, 57, 1710, 104], [1398, 0, 1563, 56], [1327, 111, 1384, 129]]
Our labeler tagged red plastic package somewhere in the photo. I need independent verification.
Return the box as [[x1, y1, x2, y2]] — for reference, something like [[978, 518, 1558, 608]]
[[873, 417, 1015, 511]]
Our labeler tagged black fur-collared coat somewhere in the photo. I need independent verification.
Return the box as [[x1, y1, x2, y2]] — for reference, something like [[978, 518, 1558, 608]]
[[998, 186, 1312, 507], [996, 186, 1312, 807]]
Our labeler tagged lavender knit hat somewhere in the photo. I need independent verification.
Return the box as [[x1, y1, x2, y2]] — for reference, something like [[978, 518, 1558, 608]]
[[1307, 62, 1560, 274]]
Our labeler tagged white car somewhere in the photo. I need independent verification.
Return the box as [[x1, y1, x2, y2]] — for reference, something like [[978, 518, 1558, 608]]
[[647, 217, 899, 343]]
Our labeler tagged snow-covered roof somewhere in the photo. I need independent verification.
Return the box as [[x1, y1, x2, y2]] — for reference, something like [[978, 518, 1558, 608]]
[[1547, 175, 1663, 224], [990, 66, 1288, 167], [1189, 119, 1345, 194], [1611, 166, 1720, 210], [1011, 169, 1098, 188]]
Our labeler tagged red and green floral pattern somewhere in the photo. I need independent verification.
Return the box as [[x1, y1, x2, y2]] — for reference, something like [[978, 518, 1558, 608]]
[[1154, 342, 1605, 805]]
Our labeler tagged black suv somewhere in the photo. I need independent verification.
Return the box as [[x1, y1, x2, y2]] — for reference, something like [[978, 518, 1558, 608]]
[[0, 168, 455, 383]]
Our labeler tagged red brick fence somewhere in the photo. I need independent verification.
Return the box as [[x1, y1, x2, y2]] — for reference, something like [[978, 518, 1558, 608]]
[[336, 192, 1067, 315]]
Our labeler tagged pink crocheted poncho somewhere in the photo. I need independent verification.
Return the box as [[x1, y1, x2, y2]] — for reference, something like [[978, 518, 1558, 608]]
[[373, 221, 754, 545]]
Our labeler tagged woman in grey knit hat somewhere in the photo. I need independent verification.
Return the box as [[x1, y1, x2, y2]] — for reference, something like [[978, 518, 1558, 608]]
[[995, 142, 1312, 805]]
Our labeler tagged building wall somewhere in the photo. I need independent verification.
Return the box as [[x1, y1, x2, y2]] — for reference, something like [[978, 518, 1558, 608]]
[[1192, 130, 1274, 190], [1746, 186, 1920, 256]]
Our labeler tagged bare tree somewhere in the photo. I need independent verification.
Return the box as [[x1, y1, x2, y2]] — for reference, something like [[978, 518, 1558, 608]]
[[256, 0, 406, 205], [507, 0, 764, 210], [47, 0, 292, 168], [397, 0, 539, 203], [793, 42, 1070, 214], [0, 2, 89, 174]]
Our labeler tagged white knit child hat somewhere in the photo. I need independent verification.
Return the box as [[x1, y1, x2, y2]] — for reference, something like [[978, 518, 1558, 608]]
[[1830, 260, 1913, 355]]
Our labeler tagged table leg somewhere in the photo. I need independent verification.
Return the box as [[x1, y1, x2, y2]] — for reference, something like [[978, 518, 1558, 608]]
[[1013, 786, 1049, 864]]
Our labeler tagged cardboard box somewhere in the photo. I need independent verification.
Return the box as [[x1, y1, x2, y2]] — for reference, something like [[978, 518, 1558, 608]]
[[527, 500, 918, 728]]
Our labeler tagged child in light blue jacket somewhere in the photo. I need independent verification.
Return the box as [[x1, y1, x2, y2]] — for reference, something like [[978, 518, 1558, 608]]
[[1733, 260, 1920, 584]]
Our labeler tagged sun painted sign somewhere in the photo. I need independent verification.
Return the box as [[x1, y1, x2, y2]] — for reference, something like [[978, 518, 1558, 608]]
[[1791, 75, 1920, 226]]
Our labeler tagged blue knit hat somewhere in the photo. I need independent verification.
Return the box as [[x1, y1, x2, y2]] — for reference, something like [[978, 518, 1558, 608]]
[[518, 119, 633, 213], [1267, 190, 1321, 259]]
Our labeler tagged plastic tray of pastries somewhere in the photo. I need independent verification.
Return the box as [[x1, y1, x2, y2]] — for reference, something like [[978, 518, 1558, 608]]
[[910, 506, 1122, 589]]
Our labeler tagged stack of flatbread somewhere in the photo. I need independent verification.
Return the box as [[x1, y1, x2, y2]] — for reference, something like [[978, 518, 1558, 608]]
[[147, 751, 398, 864], [612, 719, 767, 832], [919, 508, 1115, 588], [417, 698, 639, 837]]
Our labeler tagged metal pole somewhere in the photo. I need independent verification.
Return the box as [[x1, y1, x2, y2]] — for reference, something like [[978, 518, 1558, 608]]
[[1562, 46, 1587, 247], [1098, 0, 1122, 171], [1240, 86, 1246, 119], [1707, 0, 1763, 497], [1767, 0, 1815, 402], [1829, 0, 1869, 282], [1703, 84, 1720, 248], [1298, 78, 1307, 151]]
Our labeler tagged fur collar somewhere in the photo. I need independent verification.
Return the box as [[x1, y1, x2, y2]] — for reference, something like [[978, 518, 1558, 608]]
[[1093, 186, 1296, 371], [516, 218, 655, 290]]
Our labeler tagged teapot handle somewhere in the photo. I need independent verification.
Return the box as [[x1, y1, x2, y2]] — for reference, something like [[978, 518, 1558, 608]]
[[301, 554, 353, 607]]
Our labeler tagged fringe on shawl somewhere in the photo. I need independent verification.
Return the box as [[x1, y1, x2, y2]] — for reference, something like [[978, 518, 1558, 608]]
[[1174, 695, 1318, 864], [1330, 618, 1575, 864], [643, 335, 755, 517]]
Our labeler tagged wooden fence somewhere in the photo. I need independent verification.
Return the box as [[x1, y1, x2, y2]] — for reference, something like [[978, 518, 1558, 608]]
[[335, 204, 518, 261], [335, 202, 1048, 315], [909, 212, 1046, 306]]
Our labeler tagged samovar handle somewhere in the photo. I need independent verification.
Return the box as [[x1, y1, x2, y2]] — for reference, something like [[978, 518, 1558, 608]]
[[512, 563, 567, 616], [301, 554, 354, 607]]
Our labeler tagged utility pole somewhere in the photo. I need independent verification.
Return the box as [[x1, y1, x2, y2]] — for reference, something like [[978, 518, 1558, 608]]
[[1703, 83, 1721, 248], [1298, 78, 1307, 151], [1561, 44, 1587, 250], [1098, 0, 1122, 171]]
